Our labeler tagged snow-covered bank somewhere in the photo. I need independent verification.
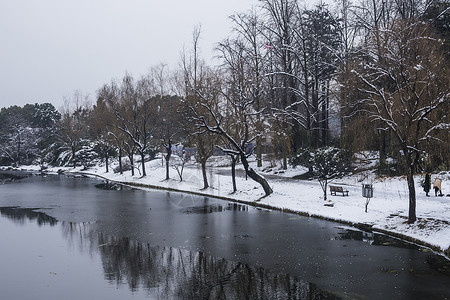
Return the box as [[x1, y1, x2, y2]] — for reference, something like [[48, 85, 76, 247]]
[[6, 157, 450, 257]]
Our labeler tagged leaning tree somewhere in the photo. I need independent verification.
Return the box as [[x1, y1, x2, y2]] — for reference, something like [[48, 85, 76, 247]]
[[183, 30, 273, 196]]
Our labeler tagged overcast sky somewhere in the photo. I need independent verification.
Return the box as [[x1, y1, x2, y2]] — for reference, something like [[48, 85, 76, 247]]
[[0, 0, 262, 109]]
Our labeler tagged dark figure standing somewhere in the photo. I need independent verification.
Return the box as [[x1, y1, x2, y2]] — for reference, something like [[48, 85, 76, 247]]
[[424, 173, 431, 196]]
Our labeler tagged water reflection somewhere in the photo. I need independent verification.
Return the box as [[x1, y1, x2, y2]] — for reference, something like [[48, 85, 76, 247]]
[[0, 207, 341, 300], [0, 207, 57, 226], [334, 227, 421, 250], [0, 171, 30, 184], [181, 203, 249, 214], [95, 181, 136, 191], [95, 236, 339, 299]]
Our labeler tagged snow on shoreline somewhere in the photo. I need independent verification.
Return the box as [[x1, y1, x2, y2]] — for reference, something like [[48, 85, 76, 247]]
[[4, 157, 450, 257]]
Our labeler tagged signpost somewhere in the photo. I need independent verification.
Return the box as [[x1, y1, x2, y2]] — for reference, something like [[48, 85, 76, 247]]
[[362, 184, 373, 213]]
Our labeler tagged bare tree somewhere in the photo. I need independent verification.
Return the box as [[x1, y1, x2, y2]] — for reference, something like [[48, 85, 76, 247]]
[[107, 74, 158, 177], [105, 75, 137, 176], [153, 63, 169, 95], [170, 143, 187, 181], [180, 25, 217, 189], [92, 88, 117, 173], [260, 0, 301, 165], [58, 90, 89, 168], [186, 64, 273, 196], [229, 10, 268, 167], [253, 0, 344, 167], [154, 95, 183, 181], [133, 76, 157, 176]]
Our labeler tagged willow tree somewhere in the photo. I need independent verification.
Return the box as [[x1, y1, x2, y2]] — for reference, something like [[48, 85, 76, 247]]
[[352, 20, 449, 223]]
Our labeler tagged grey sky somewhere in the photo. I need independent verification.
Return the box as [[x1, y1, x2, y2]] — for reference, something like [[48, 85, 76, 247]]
[[0, 0, 259, 109]]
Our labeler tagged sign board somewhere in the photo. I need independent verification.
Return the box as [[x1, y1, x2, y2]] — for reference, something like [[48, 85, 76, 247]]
[[362, 184, 373, 198]]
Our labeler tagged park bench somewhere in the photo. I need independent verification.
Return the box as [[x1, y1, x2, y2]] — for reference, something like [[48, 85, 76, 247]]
[[329, 185, 349, 196]]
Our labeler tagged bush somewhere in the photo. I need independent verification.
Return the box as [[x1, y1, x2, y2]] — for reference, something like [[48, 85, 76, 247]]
[[114, 161, 132, 173]]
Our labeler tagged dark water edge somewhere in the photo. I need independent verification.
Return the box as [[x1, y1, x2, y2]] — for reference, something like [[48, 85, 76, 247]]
[[0, 207, 342, 300], [0, 171, 31, 183]]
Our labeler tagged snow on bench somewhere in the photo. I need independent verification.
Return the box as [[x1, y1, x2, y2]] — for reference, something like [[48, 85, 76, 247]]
[[329, 185, 349, 196]]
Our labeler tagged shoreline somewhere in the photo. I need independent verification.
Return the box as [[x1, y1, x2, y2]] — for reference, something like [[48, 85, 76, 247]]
[[2, 163, 449, 259]]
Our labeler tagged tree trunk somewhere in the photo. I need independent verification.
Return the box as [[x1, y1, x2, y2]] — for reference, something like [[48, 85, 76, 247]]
[[105, 150, 109, 173], [256, 137, 262, 168], [321, 89, 327, 146], [201, 160, 209, 189], [130, 154, 134, 176], [119, 148, 123, 174], [177, 164, 184, 181], [322, 81, 330, 146], [141, 152, 146, 177], [320, 178, 328, 201], [165, 159, 170, 180], [230, 155, 237, 193], [241, 154, 272, 196], [303, 41, 311, 148], [407, 165, 417, 223], [379, 130, 387, 174], [165, 143, 171, 180], [312, 80, 319, 148], [282, 137, 288, 170]]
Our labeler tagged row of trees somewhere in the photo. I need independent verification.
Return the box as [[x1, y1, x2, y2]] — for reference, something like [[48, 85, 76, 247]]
[[0, 0, 448, 223]]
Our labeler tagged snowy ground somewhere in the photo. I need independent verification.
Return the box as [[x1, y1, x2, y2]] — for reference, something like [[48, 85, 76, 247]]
[[7, 155, 450, 257]]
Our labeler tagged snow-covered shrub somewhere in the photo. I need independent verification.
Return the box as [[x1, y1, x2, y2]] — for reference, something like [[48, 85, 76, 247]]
[[74, 142, 100, 168], [113, 161, 132, 173]]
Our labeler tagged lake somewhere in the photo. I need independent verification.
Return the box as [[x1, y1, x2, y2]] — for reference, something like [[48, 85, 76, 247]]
[[0, 172, 449, 299]]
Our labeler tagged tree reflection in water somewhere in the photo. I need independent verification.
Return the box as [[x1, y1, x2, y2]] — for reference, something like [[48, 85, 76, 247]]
[[94, 234, 339, 300], [0, 206, 340, 299], [0, 206, 57, 226], [0, 172, 30, 184]]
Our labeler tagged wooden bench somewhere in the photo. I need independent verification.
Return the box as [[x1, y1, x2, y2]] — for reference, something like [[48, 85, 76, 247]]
[[330, 185, 349, 196]]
